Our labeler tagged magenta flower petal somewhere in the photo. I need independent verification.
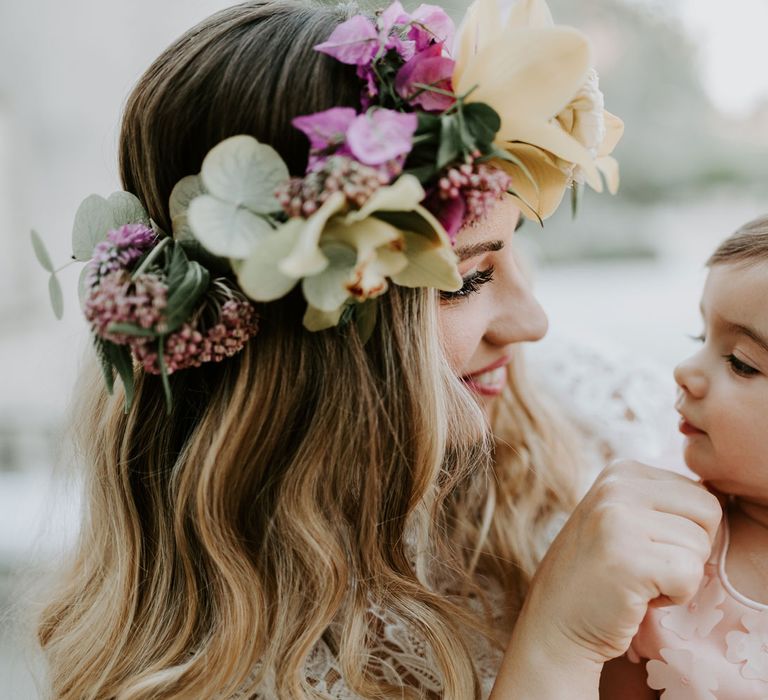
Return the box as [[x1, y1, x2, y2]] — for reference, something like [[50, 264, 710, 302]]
[[395, 44, 456, 112], [410, 5, 455, 50], [346, 109, 418, 166], [314, 15, 379, 66], [434, 193, 466, 242], [378, 1, 410, 35], [292, 108, 357, 152]]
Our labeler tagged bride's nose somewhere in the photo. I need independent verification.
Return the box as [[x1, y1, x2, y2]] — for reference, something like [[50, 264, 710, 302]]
[[485, 266, 548, 346]]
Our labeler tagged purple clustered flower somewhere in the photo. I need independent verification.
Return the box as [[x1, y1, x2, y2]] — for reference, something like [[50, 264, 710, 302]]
[[133, 294, 259, 375], [430, 156, 513, 240], [275, 155, 392, 217], [87, 223, 157, 285], [84, 233, 260, 375], [84, 270, 167, 344]]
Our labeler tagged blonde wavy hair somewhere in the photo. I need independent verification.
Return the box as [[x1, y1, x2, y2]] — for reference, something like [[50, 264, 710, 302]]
[[37, 2, 582, 697]]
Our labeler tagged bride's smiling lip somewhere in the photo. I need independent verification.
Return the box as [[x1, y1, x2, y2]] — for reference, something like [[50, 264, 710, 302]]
[[461, 356, 511, 396], [463, 355, 512, 379]]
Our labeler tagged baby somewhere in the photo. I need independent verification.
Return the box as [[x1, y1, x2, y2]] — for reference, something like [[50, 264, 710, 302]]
[[601, 215, 768, 700]]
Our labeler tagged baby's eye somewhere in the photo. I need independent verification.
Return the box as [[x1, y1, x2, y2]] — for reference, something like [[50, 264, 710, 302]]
[[725, 354, 759, 378], [440, 266, 495, 302]]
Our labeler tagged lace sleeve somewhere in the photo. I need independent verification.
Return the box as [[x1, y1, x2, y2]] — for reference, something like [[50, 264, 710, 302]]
[[525, 332, 680, 491]]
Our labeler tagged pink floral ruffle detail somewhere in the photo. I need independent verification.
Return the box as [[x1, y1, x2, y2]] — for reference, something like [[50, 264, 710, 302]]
[[646, 648, 718, 700], [661, 575, 725, 641], [725, 609, 768, 682]]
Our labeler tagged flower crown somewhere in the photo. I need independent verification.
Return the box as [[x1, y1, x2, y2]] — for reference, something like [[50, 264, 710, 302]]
[[32, 0, 622, 412]]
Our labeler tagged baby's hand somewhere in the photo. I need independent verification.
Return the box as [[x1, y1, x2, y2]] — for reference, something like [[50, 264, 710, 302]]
[[519, 460, 722, 665]]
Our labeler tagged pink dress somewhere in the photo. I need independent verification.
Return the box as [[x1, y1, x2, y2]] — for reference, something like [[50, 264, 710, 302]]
[[629, 516, 768, 699]]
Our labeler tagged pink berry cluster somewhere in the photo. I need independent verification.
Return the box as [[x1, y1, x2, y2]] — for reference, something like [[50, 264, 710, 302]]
[[437, 155, 512, 225], [275, 156, 392, 217], [84, 270, 167, 345], [88, 223, 157, 285], [132, 292, 259, 375]]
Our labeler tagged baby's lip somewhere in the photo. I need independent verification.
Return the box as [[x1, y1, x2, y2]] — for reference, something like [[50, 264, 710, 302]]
[[677, 411, 706, 436]]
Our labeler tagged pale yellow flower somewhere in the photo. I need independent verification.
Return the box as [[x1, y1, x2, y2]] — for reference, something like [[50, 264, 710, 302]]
[[453, 0, 623, 220], [236, 174, 461, 330]]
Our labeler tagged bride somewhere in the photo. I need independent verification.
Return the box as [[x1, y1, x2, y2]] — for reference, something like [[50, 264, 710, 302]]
[[36, 0, 720, 697]]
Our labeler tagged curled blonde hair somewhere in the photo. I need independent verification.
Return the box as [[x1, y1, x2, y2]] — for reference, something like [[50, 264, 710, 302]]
[[37, 2, 582, 697]]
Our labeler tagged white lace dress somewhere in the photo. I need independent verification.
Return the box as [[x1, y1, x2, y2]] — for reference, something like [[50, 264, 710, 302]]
[[240, 335, 679, 699]]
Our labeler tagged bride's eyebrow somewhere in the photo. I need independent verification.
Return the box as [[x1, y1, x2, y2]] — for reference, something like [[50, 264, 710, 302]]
[[455, 239, 504, 261]]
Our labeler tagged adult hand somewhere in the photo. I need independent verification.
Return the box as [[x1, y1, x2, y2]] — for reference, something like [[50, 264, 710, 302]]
[[490, 460, 722, 699]]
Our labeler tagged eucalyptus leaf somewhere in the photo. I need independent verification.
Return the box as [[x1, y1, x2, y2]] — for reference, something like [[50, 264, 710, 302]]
[[107, 191, 150, 228], [72, 192, 150, 261], [78, 265, 92, 307], [169, 175, 206, 241], [48, 273, 64, 319], [30, 230, 54, 272]]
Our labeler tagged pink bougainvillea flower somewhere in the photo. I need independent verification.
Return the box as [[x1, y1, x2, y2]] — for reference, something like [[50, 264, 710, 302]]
[[395, 43, 455, 112], [346, 109, 418, 166], [314, 15, 379, 66], [292, 107, 357, 153], [726, 610, 768, 682], [409, 4, 455, 50], [660, 576, 725, 641], [646, 648, 718, 700]]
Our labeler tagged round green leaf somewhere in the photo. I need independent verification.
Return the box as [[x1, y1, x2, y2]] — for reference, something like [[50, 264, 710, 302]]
[[188, 195, 274, 259], [169, 175, 206, 241], [200, 135, 289, 213], [30, 229, 54, 272], [48, 273, 64, 319]]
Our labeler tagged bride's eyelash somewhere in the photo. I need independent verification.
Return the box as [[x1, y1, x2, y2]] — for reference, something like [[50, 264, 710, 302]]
[[688, 333, 705, 343], [440, 266, 495, 302]]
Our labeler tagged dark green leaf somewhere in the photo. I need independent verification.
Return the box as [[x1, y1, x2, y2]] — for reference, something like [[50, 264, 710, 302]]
[[163, 259, 210, 334], [107, 322, 157, 338], [355, 299, 378, 344], [93, 337, 115, 395], [156, 336, 173, 415], [437, 114, 463, 169], [488, 146, 537, 190], [104, 341, 135, 412], [463, 103, 501, 145], [571, 182, 581, 219], [403, 163, 439, 185], [30, 230, 54, 272], [48, 274, 64, 319]]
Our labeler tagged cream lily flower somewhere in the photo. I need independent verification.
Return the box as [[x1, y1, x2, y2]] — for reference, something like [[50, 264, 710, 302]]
[[237, 174, 462, 331], [453, 0, 623, 219]]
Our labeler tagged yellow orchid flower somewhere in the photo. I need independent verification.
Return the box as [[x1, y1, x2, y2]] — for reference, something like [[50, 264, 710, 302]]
[[236, 173, 462, 331]]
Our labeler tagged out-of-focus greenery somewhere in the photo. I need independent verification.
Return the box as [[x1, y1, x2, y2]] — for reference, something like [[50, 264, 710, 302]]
[[549, 0, 766, 204]]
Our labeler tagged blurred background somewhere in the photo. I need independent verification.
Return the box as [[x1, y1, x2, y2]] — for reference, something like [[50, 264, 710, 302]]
[[0, 0, 766, 695]]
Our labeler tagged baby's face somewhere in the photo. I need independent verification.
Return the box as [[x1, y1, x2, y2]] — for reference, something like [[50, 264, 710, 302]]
[[674, 260, 768, 503]]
